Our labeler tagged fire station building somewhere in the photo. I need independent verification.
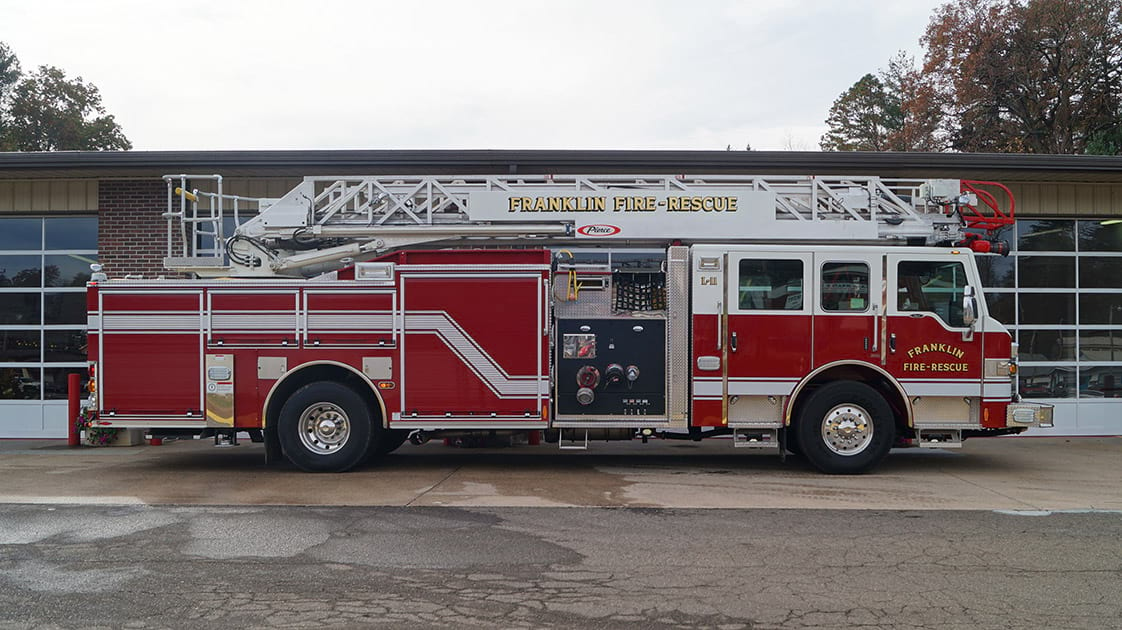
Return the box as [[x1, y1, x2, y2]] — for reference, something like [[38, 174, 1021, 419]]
[[0, 150, 1119, 439]]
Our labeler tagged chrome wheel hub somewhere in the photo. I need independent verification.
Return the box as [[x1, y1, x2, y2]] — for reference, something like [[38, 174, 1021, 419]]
[[821, 404, 873, 456], [298, 402, 350, 455]]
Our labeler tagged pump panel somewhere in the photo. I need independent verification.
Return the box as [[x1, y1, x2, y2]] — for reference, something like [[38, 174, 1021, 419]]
[[555, 319, 666, 417]]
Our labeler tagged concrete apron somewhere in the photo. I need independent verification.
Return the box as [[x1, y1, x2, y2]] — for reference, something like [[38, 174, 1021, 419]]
[[0, 437, 1119, 512]]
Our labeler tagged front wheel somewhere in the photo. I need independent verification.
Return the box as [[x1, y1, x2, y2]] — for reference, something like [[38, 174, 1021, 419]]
[[278, 381, 373, 472], [370, 429, 410, 458], [796, 381, 894, 474]]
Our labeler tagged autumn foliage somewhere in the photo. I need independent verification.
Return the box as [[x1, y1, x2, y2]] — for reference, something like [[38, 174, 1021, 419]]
[[822, 0, 1122, 154]]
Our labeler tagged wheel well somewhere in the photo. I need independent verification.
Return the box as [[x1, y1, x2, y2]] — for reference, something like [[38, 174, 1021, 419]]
[[788, 364, 910, 433], [263, 363, 385, 431]]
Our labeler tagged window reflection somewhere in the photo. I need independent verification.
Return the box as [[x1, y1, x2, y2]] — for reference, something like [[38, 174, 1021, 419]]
[[0, 293, 41, 325], [0, 255, 43, 287], [1018, 256, 1074, 288], [1079, 330, 1122, 362], [43, 367, 89, 400], [1018, 293, 1075, 325], [0, 367, 40, 400], [985, 292, 1015, 324], [1079, 258, 1122, 288], [45, 217, 98, 250], [0, 218, 42, 250], [1077, 220, 1122, 252], [1081, 366, 1122, 398], [1019, 366, 1076, 399], [0, 330, 41, 362], [43, 254, 97, 287], [43, 330, 87, 362], [1017, 219, 1075, 251], [44, 293, 87, 325], [975, 255, 1015, 288], [1079, 294, 1122, 325], [1017, 329, 1076, 361]]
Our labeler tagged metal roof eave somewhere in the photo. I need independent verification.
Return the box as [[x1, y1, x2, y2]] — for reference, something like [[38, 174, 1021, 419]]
[[0, 149, 1120, 181]]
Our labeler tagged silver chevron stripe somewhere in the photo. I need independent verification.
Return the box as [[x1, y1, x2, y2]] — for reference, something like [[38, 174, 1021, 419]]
[[405, 312, 543, 398]]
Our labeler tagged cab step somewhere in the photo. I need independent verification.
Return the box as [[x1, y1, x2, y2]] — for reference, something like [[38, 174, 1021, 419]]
[[732, 428, 780, 449], [915, 429, 963, 448]]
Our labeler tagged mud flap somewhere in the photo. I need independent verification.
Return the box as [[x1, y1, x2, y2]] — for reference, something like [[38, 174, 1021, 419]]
[[263, 427, 283, 466]]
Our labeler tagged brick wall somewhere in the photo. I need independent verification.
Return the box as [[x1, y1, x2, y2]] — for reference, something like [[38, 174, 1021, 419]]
[[98, 180, 186, 278]]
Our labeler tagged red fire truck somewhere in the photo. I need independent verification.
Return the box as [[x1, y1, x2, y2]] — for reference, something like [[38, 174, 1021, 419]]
[[85, 173, 1052, 473]]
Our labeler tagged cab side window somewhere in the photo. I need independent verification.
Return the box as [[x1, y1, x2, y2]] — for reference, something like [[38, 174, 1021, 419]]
[[821, 262, 869, 312], [897, 260, 968, 327], [738, 259, 803, 310]]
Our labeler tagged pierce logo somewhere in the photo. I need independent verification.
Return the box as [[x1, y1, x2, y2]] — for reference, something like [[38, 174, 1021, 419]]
[[577, 224, 621, 236]]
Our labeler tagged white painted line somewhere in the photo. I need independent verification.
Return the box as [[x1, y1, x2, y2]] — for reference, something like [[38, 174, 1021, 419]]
[[0, 495, 147, 506], [993, 509, 1122, 516]]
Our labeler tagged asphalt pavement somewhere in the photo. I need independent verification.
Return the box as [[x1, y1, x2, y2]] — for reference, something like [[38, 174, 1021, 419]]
[[0, 436, 1119, 629]]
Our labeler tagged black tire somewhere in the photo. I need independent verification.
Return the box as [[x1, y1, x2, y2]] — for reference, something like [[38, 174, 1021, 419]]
[[277, 381, 373, 473], [783, 428, 802, 456], [371, 429, 410, 457], [795, 381, 894, 474]]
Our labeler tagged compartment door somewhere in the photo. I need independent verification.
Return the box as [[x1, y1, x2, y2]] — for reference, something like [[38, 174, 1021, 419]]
[[399, 272, 547, 425], [98, 290, 204, 418]]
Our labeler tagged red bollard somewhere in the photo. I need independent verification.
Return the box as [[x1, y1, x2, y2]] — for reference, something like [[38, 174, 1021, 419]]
[[67, 373, 81, 447]]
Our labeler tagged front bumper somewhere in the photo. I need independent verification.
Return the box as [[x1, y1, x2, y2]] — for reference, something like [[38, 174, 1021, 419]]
[[1006, 402, 1054, 428]]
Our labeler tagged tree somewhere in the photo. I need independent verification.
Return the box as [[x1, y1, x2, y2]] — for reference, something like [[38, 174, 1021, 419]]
[[822, 0, 1122, 154], [920, 0, 1122, 153], [0, 43, 20, 142], [819, 52, 944, 151], [1085, 126, 1122, 155], [0, 42, 131, 151], [819, 73, 902, 151]]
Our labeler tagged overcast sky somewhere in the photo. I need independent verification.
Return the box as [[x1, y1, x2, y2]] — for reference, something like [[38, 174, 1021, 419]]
[[3, 0, 944, 151]]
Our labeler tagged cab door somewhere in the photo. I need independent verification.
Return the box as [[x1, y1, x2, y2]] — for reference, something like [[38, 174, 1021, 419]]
[[885, 252, 984, 407], [813, 252, 883, 367], [720, 250, 813, 425]]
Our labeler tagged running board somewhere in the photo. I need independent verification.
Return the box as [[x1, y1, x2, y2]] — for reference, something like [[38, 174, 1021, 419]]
[[915, 429, 963, 448], [732, 428, 780, 449]]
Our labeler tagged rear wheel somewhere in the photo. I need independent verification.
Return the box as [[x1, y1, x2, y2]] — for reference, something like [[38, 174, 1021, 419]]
[[278, 381, 372, 472], [796, 381, 894, 474]]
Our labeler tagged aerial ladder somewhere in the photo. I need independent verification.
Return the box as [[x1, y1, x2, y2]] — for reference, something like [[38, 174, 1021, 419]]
[[161, 173, 1014, 278]]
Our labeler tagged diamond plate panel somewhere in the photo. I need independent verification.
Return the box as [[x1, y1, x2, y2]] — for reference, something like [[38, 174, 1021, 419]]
[[666, 246, 690, 428]]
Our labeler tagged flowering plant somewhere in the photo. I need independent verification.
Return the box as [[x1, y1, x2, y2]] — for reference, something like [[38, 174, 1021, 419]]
[[75, 407, 120, 446]]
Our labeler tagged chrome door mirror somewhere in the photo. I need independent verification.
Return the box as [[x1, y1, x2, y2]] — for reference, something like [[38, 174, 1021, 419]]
[[962, 285, 977, 327]]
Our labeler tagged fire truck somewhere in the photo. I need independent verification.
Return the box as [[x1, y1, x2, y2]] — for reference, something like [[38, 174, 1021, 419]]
[[85, 172, 1053, 474]]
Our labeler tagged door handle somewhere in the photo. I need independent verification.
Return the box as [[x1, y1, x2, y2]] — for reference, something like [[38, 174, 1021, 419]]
[[889, 333, 897, 353], [730, 331, 738, 353]]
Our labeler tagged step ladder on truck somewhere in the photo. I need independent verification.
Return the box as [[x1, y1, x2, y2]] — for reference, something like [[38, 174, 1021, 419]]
[[83, 172, 1052, 473]]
